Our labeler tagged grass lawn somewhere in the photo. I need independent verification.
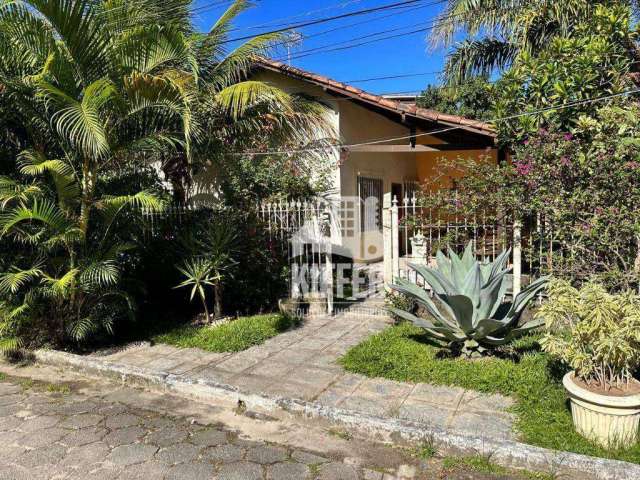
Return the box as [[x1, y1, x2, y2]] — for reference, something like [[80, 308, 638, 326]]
[[153, 313, 297, 353], [340, 322, 640, 464]]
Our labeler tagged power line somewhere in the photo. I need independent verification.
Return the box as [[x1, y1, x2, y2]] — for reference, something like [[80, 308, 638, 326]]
[[273, 17, 429, 62], [246, 1, 439, 58], [237, 0, 369, 31], [221, 0, 444, 45], [345, 71, 442, 83], [224, 87, 640, 156], [272, 1, 500, 64]]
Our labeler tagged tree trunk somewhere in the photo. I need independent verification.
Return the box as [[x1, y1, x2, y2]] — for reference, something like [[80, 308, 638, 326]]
[[201, 295, 210, 322], [213, 283, 222, 319]]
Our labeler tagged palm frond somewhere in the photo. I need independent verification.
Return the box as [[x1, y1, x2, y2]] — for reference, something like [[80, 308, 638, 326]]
[[37, 78, 115, 159], [215, 80, 293, 120], [79, 260, 120, 289], [42, 268, 79, 298], [0, 198, 74, 238], [444, 38, 519, 85], [0, 176, 43, 208], [17, 149, 73, 177], [0, 264, 44, 294], [207, 31, 286, 89], [0, 336, 22, 354]]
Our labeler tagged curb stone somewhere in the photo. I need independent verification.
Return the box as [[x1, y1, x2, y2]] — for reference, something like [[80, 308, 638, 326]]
[[34, 349, 639, 480]]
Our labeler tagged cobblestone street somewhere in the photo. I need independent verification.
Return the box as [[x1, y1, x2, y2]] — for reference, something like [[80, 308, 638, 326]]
[[0, 365, 532, 479]]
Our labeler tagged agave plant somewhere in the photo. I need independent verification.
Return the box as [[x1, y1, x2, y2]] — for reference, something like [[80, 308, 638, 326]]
[[390, 243, 548, 358]]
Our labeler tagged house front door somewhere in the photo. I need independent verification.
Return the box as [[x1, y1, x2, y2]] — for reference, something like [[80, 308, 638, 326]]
[[357, 176, 383, 261]]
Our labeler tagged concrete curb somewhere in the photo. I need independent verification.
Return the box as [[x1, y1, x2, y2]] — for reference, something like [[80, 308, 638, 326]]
[[35, 349, 638, 480]]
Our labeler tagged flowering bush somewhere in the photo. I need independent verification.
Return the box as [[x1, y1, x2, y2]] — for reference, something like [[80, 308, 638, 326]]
[[423, 104, 640, 291]]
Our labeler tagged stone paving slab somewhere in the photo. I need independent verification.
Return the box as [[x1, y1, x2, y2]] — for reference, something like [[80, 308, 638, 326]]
[[97, 311, 518, 442], [0, 373, 436, 480]]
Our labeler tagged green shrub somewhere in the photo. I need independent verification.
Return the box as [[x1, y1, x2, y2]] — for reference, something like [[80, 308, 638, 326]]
[[539, 280, 640, 390]]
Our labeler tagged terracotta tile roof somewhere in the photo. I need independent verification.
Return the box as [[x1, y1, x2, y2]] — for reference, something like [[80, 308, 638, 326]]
[[253, 57, 496, 138]]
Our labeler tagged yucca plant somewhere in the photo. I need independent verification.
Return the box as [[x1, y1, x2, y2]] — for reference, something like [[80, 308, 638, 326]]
[[390, 242, 548, 358]]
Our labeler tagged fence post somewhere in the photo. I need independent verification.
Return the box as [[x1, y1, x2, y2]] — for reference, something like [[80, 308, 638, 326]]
[[323, 204, 334, 316], [513, 218, 522, 296], [392, 196, 400, 281], [383, 193, 393, 289]]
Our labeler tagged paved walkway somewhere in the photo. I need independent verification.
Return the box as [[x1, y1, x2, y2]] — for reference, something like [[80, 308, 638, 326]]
[[99, 312, 515, 441]]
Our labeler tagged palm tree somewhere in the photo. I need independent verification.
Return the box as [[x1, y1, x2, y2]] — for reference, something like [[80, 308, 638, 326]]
[[0, 0, 334, 347], [430, 0, 640, 84]]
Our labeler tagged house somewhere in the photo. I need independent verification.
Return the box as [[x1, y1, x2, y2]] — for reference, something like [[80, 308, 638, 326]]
[[246, 59, 502, 267]]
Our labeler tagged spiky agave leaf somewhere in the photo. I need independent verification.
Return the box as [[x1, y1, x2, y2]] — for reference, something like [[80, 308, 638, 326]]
[[390, 244, 548, 357]]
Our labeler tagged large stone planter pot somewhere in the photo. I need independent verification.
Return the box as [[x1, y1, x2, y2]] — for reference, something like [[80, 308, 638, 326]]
[[563, 372, 640, 449]]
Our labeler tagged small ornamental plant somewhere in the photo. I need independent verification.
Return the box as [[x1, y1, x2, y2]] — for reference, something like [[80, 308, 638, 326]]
[[538, 280, 640, 449], [538, 280, 640, 391]]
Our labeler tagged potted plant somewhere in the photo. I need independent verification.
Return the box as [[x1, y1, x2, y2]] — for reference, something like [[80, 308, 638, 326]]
[[539, 280, 640, 449]]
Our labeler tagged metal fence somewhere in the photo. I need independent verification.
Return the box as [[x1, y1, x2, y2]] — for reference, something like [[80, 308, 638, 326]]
[[384, 193, 557, 295]]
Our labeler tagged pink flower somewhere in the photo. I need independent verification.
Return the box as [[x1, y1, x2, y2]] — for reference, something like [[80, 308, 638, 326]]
[[515, 160, 533, 176], [625, 161, 640, 169], [560, 156, 571, 167], [564, 133, 573, 141]]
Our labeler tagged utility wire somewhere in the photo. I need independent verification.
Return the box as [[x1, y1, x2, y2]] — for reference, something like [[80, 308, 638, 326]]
[[272, 1, 503, 63], [221, 0, 444, 45], [224, 87, 640, 156], [242, 1, 438, 56]]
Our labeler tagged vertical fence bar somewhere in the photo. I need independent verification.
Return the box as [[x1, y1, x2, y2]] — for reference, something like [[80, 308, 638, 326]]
[[383, 193, 393, 288], [513, 218, 523, 296], [391, 196, 400, 280]]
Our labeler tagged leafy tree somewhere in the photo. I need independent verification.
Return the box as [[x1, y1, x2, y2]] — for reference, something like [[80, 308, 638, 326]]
[[423, 104, 640, 291], [417, 76, 496, 120], [494, 4, 636, 143], [430, 0, 640, 85]]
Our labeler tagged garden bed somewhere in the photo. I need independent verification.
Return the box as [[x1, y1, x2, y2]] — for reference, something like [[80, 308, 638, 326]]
[[340, 322, 640, 464], [153, 313, 298, 353]]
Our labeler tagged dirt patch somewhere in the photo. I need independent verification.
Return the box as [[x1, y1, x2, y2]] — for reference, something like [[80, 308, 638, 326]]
[[572, 375, 640, 396]]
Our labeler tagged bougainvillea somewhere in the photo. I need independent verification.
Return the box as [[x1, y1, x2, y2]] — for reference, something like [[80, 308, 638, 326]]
[[434, 105, 640, 291]]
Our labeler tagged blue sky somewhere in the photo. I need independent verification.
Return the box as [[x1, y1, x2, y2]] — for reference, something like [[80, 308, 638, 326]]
[[192, 0, 451, 95]]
